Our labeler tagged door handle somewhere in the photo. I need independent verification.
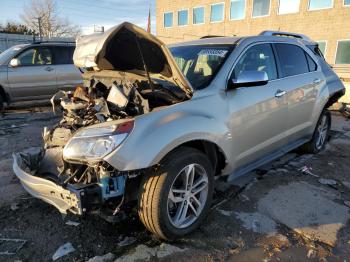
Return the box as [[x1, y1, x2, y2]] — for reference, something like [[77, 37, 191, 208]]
[[275, 89, 286, 98], [313, 78, 321, 84], [45, 67, 54, 72]]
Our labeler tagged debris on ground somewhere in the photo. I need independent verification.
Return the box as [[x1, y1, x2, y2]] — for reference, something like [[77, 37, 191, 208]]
[[0, 238, 27, 255], [235, 212, 277, 235], [217, 209, 233, 217], [10, 202, 19, 211], [87, 252, 115, 262], [298, 166, 319, 177], [65, 220, 80, 227], [52, 242, 75, 261], [117, 236, 136, 247], [116, 243, 186, 262], [318, 178, 337, 186]]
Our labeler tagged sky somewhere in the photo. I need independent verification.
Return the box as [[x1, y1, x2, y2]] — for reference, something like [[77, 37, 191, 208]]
[[0, 0, 156, 34]]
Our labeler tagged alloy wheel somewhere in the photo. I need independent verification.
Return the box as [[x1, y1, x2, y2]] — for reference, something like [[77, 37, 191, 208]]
[[167, 163, 209, 229], [316, 114, 329, 150]]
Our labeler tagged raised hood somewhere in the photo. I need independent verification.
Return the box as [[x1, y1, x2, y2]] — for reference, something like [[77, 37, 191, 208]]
[[73, 22, 193, 97]]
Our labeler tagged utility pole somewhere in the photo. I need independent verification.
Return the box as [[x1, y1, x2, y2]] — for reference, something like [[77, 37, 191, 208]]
[[37, 17, 42, 40]]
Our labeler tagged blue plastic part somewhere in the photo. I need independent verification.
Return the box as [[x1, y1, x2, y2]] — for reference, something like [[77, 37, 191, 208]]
[[100, 175, 126, 200]]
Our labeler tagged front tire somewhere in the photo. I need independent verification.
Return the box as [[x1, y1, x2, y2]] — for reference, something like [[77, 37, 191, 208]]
[[138, 147, 214, 240], [300, 110, 331, 153]]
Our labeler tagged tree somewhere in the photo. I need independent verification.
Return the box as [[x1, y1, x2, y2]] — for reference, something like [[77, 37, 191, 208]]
[[0, 21, 34, 35], [20, 0, 80, 38]]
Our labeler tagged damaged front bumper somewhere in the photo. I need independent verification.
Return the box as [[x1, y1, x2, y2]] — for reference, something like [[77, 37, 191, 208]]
[[12, 152, 92, 215]]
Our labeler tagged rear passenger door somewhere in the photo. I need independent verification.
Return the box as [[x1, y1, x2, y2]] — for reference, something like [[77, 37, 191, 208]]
[[52, 45, 83, 92], [273, 43, 325, 144]]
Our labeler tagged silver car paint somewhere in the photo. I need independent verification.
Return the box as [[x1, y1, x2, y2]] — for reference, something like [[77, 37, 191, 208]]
[[0, 44, 82, 103], [101, 36, 343, 180]]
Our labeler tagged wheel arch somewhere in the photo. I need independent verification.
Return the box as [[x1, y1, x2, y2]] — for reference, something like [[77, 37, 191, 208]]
[[159, 139, 227, 176], [0, 84, 8, 103]]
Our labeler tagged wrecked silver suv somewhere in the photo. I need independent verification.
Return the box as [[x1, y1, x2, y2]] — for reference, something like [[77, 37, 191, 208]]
[[13, 24, 345, 240]]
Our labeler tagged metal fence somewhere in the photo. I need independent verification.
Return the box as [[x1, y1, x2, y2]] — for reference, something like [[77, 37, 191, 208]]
[[0, 33, 74, 52]]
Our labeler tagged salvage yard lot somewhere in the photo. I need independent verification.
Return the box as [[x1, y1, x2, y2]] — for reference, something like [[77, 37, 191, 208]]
[[1, 107, 350, 261]]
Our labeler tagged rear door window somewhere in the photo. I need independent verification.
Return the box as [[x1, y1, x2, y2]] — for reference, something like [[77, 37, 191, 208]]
[[53, 46, 74, 65], [274, 43, 309, 77]]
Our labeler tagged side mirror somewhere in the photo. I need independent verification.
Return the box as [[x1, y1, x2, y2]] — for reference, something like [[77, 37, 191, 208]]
[[228, 71, 268, 89], [9, 58, 20, 68]]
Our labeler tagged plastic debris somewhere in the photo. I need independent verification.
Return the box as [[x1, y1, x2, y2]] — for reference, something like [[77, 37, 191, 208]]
[[298, 166, 319, 177], [52, 242, 75, 261], [0, 238, 27, 255], [117, 236, 136, 247], [65, 220, 80, 227], [10, 203, 19, 211], [87, 253, 115, 262], [318, 178, 337, 186]]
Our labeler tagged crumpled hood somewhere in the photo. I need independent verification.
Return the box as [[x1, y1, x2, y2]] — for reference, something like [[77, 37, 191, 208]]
[[73, 22, 193, 97]]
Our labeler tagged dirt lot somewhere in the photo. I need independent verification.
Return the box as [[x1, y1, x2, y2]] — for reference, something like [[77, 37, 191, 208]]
[[1, 106, 350, 262]]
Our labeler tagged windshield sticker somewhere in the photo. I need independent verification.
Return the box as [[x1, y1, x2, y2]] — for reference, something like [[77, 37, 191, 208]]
[[198, 49, 228, 57]]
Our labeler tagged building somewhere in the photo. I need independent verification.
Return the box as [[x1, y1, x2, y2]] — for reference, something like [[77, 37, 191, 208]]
[[156, 0, 350, 87]]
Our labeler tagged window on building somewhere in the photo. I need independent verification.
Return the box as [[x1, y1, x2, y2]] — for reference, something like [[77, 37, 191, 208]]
[[275, 44, 310, 77], [252, 0, 270, 17], [230, 0, 245, 20], [193, 7, 205, 24], [210, 3, 225, 22], [345, 0, 350, 6], [317, 41, 327, 56], [335, 40, 350, 64], [279, 0, 300, 14], [164, 12, 173, 28], [233, 44, 277, 80], [308, 0, 333, 10], [178, 10, 188, 26]]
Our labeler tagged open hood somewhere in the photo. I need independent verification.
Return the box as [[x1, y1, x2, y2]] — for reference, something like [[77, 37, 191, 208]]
[[73, 22, 193, 97]]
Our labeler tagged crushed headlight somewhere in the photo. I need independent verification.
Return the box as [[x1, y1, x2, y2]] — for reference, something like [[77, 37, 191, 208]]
[[63, 121, 134, 163]]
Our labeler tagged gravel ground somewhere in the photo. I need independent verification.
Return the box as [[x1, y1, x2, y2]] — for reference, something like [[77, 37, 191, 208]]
[[1, 107, 350, 262]]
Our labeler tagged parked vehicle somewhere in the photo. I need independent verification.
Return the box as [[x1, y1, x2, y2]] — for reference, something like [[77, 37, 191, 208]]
[[0, 41, 82, 110], [13, 23, 345, 240]]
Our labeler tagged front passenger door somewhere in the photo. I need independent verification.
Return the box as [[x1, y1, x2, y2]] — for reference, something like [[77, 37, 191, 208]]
[[226, 43, 288, 176], [7, 46, 56, 101]]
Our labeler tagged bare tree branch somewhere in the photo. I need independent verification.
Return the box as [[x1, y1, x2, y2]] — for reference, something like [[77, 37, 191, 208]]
[[20, 0, 81, 38]]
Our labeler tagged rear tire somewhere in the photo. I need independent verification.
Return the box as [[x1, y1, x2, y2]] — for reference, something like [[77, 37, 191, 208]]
[[299, 110, 331, 153], [0, 95, 4, 112], [138, 147, 214, 240]]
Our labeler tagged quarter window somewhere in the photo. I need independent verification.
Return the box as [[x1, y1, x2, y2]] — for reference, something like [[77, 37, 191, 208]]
[[193, 7, 205, 24], [316, 41, 326, 56], [252, 0, 270, 17], [233, 44, 277, 80], [308, 0, 333, 10], [275, 44, 309, 77], [17, 47, 52, 66], [210, 3, 225, 22], [178, 10, 188, 26], [306, 53, 317, 71], [230, 0, 245, 20], [335, 40, 350, 64], [164, 12, 173, 28], [279, 0, 300, 14]]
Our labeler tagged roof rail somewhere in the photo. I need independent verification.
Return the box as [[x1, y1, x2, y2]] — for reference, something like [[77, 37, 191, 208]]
[[32, 40, 75, 44], [200, 35, 225, 39], [259, 30, 311, 41]]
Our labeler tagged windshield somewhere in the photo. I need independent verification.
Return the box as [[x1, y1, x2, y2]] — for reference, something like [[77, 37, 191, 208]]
[[170, 44, 233, 90], [0, 45, 25, 65]]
